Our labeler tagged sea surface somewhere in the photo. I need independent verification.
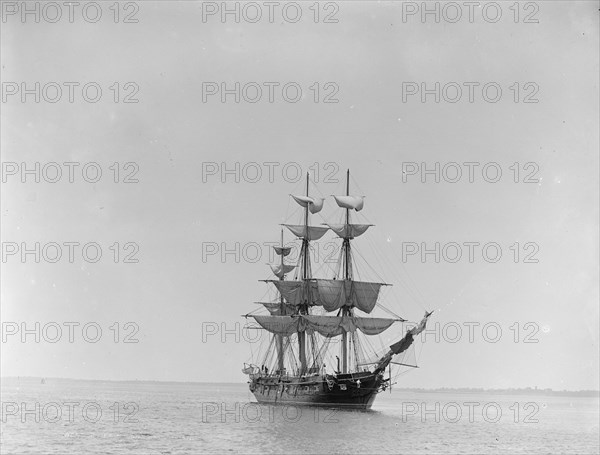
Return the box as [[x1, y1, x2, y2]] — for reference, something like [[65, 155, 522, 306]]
[[1, 378, 598, 454]]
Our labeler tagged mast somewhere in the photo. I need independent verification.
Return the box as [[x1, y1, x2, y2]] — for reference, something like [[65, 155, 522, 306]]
[[276, 229, 285, 373], [341, 169, 350, 374], [298, 173, 309, 374]]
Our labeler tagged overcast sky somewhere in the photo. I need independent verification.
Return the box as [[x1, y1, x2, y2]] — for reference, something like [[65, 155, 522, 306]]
[[1, 1, 598, 390]]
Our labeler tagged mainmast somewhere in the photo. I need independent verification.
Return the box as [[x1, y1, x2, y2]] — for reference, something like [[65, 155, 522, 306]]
[[341, 169, 351, 374], [298, 173, 310, 374]]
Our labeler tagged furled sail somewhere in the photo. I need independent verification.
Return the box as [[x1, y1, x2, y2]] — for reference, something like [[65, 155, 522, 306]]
[[273, 246, 292, 256], [269, 264, 296, 279], [291, 195, 325, 214], [326, 223, 372, 239], [242, 364, 259, 375], [284, 224, 329, 241], [251, 314, 398, 337], [333, 195, 364, 211], [313, 279, 385, 314], [303, 315, 397, 337], [302, 315, 355, 337]]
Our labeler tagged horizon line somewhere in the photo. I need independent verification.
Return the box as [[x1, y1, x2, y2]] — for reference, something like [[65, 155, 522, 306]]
[[2, 376, 598, 393]]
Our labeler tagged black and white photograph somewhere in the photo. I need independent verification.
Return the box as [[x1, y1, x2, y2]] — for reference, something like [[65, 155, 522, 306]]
[[1, 1, 599, 454]]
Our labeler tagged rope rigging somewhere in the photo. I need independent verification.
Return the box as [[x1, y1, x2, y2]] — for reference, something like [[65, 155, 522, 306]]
[[244, 171, 432, 404]]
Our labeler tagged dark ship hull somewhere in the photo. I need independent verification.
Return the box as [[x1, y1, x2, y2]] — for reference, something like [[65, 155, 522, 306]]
[[249, 371, 388, 410]]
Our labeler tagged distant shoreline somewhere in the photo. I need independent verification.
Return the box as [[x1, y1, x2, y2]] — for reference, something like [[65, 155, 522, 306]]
[[399, 387, 600, 397], [2, 376, 599, 397]]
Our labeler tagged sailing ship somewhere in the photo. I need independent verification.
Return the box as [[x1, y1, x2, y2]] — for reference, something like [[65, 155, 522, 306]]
[[242, 170, 432, 410]]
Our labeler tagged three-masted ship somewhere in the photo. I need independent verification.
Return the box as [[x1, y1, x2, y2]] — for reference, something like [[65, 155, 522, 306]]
[[243, 171, 432, 409]]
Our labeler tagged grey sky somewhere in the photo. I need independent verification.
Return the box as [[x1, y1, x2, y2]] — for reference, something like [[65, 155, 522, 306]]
[[1, 1, 598, 389]]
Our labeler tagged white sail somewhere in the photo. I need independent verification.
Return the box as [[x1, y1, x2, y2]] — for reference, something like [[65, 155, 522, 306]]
[[313, 279, 385, 314], [256, 302, 297, 316], [291, 195, 325, 214], [269, 264, 296, 279], [351, 281, 384, 314], [269, 280, 318, 306], [291, 195, 313, 207], [326, 223, 372, 239], [313, 279, 347, 312], [273, 246, 292, 256], [252, 315, 300, 336], [284, 224, 329, 241], [353, 317, 397, 335], [333, 195, 364, 211]]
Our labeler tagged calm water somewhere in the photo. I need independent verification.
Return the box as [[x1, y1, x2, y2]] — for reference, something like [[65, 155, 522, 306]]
[[1, 378, 598, 454]]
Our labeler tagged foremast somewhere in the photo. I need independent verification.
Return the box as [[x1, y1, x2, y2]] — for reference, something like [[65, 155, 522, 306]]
[[327, 170, 433, 375], [276, 229, 285, 373], [341, 169, 352, 374]]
